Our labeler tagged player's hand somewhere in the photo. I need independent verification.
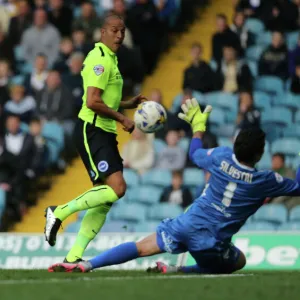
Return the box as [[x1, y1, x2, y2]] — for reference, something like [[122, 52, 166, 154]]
[[128, 94, 147, 109], [121, 117, 135, 133], [178, 98, 212, 133]]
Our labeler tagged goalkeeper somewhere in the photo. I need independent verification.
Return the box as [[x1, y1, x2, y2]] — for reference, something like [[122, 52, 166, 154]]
[[49, 98, 300, 273]]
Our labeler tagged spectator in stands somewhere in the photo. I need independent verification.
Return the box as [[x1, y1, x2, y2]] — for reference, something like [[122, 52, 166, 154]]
[[108, 0, 134, 49], [72, 1, 102, 42], [8, 0, 32, 46], [258, 31, 289, 80], [235, 0, 266, 19], [290, 61, 300, 94], [35, 70, 75, 125], [211, 14, 241, 63], [183, 42, 216, 93], [230, 11, 255, 51], [0, 26, 15, 70], [71, 27, 93, 56], [156, 130, 186, 170], [216, 46, 252, 93], [27, 117, 48, 178], [235, 90, 260, 137], [62, 52, 84, 112], [33, 0, 48, 10], [127, 0, 162, 73], [21, 9, 61, 66], [264, 0, 298, 32], [0, 60, 10, 106], [159, 170, 193, 209], [288, 34, 300, 76], [1, 115, 36, 220], [4, 84, 36, 123], [270, 152, 300, 209], [48, 0, 73, 37], [122, 128, 154, 174], [53, 38, 74, 74], [24, 53, 48, 96], [294, 0, 300, 28]]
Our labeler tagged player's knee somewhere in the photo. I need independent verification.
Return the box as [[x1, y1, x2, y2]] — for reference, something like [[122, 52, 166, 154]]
[[105, 172, 127, 199]]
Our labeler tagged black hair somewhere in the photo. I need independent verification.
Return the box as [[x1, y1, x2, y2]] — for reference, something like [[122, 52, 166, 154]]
[[272, 152, 285, 162], [101, 13, 124, 28], [234, 128, 265, 165], [216, 13, 227, 21]]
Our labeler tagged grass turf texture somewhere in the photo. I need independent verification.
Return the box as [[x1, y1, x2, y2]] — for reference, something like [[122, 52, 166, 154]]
[[0, 270, 299, 300]]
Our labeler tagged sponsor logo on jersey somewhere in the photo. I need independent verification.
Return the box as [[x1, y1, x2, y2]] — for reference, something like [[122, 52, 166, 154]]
[[275, 172, 283, 183], [93, 65, 104, 76], [98, 161, 109, 172]]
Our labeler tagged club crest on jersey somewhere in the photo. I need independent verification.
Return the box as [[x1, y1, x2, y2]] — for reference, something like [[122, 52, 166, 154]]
[[93, 65, 104, 76], [98, 160, 109, 172]]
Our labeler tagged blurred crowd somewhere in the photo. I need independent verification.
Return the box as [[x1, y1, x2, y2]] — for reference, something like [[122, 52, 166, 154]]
[[121, 0, 300, 211], [0, 0, 203, 229]]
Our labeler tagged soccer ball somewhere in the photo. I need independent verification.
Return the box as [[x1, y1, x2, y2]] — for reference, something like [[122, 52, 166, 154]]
[[134, 101, 167, 133]]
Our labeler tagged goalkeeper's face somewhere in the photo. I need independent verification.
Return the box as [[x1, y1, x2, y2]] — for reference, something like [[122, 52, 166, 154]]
[[101, 17, 125, 53]]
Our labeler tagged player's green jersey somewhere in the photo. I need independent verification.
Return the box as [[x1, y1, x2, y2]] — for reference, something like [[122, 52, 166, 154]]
[[78, 42, 123, 133]]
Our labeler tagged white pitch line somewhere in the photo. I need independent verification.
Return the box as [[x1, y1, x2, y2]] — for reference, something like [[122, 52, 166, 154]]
[[0, 274, 253, 285]]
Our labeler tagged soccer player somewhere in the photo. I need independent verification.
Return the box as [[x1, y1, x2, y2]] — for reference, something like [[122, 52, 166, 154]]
[[44, 14, 146, 264], [48, 99, 300, 274]]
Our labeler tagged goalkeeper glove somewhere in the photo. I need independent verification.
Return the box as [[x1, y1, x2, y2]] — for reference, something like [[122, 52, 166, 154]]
[[178, 98, 212, 133]]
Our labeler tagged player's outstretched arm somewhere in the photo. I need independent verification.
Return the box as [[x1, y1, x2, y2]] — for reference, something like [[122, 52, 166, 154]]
[[120, 94, 147, 109], [87, 86, 135, 132]]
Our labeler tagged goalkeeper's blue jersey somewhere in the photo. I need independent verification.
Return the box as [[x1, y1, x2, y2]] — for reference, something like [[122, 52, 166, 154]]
[[178, 146, 300, 242]]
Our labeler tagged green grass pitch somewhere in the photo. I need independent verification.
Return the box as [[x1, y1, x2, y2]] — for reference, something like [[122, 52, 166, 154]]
[[0, 270, 299, 300]]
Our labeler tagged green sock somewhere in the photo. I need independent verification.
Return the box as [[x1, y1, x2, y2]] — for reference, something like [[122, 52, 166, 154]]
[[54, 185, 118, 221], [66, 204, 111, 262]]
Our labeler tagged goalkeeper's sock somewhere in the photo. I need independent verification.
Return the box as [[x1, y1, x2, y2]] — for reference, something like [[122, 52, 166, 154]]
[[65, 204, 111, 262], [89, 242, 139, 269], [179, 265, 203, 274], [54, 185, 118, 221]]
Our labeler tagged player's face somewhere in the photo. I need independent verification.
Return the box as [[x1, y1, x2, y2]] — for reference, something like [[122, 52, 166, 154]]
[[101, 18, 125, 52]]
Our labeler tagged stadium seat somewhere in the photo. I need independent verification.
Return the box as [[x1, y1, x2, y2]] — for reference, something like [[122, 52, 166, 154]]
[[287, 31, 299, 51], [0, 189, 6, 210], [123, 168, 140, 187], [253, 204, 288, 224], [42, 122, 65, 164], [192, 91, 205, 105], [205, 92, 238, 111], [271, 138, 300, 158], [153, 139, 167, 154], [218, 137, 233, 148], [141, 169, 172, 187], [209, 107, 226, 127], [282, 124, 300, 139], [212, 124, 235, 138], [241, 221, 277, 231], [247, 61, 258, 77], [65, 221, 81, 233], [209, 60, 218, 71], [245, 45, 264, 61], [245, 18, 265, 35], [10, 75, 25, 85], [295, 111, 300, 124], [170, 91, 205, 113], [20, 122, 29, 133], [111, 203, 146, 223], [14, 45, 24, 62], [147, 203, 183, 221], [261, 123, 283, 143], [101, 221, 133, 233], [126, 185, 162, 205], [289, 206, 300, 222], [178, 137, 190, 152], [132, 221, 160, 232], [183, 168, 205, 188], [278, 222, 300, 231], [254, 76, 284, 96], [273, 93, 300, 110], [261, 107, 292, 127], [253, 91, 271, 112], [256, 152, 271, 170], [256, 31, 272, 46]]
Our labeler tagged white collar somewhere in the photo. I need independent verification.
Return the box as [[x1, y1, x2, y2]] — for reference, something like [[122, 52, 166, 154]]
[[232, 154, 255, 171]]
